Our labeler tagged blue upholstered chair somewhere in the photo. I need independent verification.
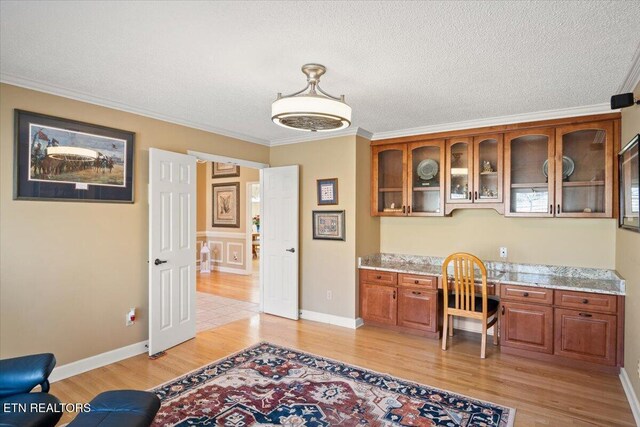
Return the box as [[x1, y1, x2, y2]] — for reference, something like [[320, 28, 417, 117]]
[[0, 353, 62, 427], [0, 353, 161, 427]]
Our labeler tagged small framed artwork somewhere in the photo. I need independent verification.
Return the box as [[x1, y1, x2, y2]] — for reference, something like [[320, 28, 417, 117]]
[[312, 210, 345, 241], [317, 178, 338, 205], [212, 162, 240, 178], [14, 110, 135, 202], [619, 133, 639, 232], [212, 182, 240, 228]]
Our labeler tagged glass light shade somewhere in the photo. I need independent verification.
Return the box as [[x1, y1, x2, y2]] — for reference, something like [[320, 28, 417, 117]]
[[272, 95, 352, 132]]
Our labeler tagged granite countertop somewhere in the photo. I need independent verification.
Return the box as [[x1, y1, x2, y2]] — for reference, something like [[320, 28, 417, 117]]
[[359, 253, 625, 296]]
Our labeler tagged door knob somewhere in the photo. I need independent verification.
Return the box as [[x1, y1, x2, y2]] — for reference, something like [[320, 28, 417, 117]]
[[286, 248, 296, 253], [154, 259, 167, 265]]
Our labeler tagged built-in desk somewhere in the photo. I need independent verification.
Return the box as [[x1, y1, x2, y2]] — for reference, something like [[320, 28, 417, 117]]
[[358, 253, 625, 372]]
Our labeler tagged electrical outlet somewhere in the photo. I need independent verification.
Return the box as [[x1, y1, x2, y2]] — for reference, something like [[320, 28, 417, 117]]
[[326, 290, 333, 300], [499, 247, 508, 259]]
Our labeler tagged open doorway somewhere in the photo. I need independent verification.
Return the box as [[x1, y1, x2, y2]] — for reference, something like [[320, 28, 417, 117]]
[[194, 160, 261, 332]]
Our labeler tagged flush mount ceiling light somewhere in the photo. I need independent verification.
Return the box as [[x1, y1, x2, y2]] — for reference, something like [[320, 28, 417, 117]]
[[272, 63, 352, 132]]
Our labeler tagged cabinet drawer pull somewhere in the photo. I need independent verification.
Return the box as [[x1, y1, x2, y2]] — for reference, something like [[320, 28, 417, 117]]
[[578, 312, 593, 318], [412, 291, 421, 295], [408, 205, 411, 214], [557, 204, 561, 214], [468, 191, 472, 200], [402, 205, 406, 214], [523, 292, 529, 297], [376, 275, 382, 279], [501, 306, 505, 315], [474, 191, 478, 200], [393, 290, 396, 299], [582, 299, 589, 304], [549, 204, 553, 214], [414, 280, 419, 284]]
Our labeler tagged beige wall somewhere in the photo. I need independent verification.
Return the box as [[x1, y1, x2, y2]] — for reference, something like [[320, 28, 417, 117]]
[[0, 83, 269, 365], [618, 82, 640, 398], [271, 135, 365, 319], [196, 162, 207, 232], [381, 211, 616, 268], [355, 135, 380, 315]]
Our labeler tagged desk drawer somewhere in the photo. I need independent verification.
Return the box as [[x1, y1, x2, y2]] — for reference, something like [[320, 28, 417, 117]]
[[399, 274, 437, 289], [501, 285, 553, 304], [554, 290, 617, 314], [360, 269, 397, 285]]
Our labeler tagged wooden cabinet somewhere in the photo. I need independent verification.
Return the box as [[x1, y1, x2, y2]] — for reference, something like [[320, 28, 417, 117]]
[[504, 128, 556, 217], [554, 308, 617, 366], [445, 134, 504, 214], [372, 141, 445, 216], [360, 282, 397, 325], [372, 114, 619, 219], [359, 269, 439, 337], [372, 144, 406, 216], [504, 121, 614, 218], [555, 121, 613, 218], [397, 288, 437, 331], [500, 301, 554, 354]]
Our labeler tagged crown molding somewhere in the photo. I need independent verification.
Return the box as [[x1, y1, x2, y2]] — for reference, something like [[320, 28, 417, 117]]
[[618, 42, 640, 93], [0, 73, 270, 146], [371, 103, 615, 141], [269, 126, 373, 146]]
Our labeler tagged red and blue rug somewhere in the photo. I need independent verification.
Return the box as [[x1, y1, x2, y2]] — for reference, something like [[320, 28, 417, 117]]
[[151, 342, 515, 426]]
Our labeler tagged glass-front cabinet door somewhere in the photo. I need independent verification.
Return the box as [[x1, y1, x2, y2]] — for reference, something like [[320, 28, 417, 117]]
[[372, 143, 406, 216], [473, 134, 503, 203], [408, 140, 445, 216], [505, 128, 555, 217], [445, 137, 473, 204], [555, 121, 613, 217]]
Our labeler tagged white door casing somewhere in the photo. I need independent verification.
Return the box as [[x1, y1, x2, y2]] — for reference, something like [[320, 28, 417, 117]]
[[148, 148, 196, 355], [261, 165, 299, 320]]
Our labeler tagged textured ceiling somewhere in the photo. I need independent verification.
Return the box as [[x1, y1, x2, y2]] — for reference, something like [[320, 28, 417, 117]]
[[1, 1, 639, 145]]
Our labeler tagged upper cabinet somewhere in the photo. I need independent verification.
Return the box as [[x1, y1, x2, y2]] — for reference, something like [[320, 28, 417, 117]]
[[555, 121, 613, 218], [371, 115, 618, 219], [372, 143, 407, 216], [445, 134, 504, 214], [504, 121, 614, 218], [372, 141, 445, 216], [505, 128, 555, 217]]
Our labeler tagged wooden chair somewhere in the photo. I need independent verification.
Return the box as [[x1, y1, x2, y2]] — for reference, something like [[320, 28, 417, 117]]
[[441, 252, 499, 359]]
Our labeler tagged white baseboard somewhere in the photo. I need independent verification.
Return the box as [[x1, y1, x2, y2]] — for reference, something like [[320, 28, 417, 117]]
[[620, 367, 640, 426], [49, 340, 148, 383], [212, 265, 250, 275], [300, 310, 361, 329]]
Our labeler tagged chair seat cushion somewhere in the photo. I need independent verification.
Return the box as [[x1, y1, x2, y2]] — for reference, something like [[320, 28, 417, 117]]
[[68, 390, 160, 427], [448, 296, 499, 313], [0, 354, 56, 398], [0, 392, 62, 427]]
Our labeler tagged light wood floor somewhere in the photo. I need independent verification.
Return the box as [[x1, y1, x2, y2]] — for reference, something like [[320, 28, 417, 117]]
[[196, 259, 259, 303], [52, 315, 634, 426]]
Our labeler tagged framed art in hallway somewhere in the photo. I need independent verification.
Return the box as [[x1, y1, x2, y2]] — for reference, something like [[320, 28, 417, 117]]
[[619, 133, 639, 232], [212, 162, 240, 178], [14, 110, 135, 203], [312, 210, 345, 241], [212, 182, 240, 228]]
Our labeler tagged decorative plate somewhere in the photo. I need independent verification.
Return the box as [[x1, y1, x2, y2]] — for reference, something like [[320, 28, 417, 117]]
[[543, 156, 575, 179], [417, 159, 438, 181]]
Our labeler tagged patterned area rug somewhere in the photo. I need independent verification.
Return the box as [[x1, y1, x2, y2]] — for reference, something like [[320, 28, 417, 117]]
[[151, 342, 515, 426]]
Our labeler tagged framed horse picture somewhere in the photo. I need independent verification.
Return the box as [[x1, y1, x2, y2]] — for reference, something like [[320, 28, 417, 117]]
[[14, 110, 135, 203]]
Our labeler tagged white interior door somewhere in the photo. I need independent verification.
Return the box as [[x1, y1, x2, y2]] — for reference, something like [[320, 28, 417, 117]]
[[148, 148, 196, 355], [261, 165, 299, 319]]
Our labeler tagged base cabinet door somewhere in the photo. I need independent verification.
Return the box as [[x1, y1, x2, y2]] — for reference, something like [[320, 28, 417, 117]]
[[361, 283, 397, 325], [501, 302, 553, 354], [397, 288, 437, 331], [554, 308, 617, 366]]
